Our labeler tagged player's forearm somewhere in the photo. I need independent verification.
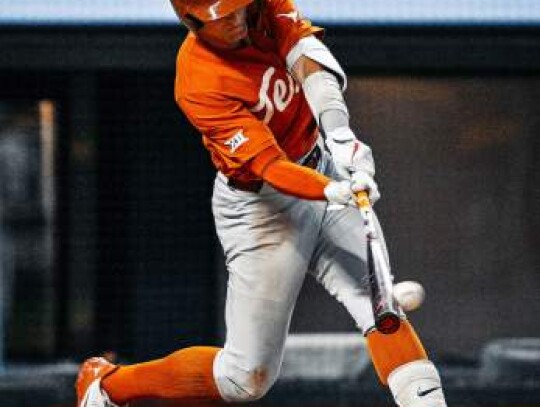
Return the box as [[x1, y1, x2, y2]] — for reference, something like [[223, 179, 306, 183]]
[[302, 69, 350, 134], [249, 148, 330, 200], [291, 52, 350, 135], [262, 159, 331, 200]]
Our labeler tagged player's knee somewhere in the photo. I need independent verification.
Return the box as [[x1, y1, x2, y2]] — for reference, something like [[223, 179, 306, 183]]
[[217, 366, 275, 402], [227, 366, 274, 401], [214, 351, 278, 402]]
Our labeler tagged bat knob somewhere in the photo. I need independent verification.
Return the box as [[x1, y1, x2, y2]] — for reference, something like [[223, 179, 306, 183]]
[[376, 313, 401, 334]]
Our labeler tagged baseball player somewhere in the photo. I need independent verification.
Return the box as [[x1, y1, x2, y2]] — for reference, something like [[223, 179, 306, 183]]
[[76, 1, 448, 407]]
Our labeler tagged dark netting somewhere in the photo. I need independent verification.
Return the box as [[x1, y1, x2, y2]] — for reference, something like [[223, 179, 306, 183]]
[[95, 73, 219, 361]]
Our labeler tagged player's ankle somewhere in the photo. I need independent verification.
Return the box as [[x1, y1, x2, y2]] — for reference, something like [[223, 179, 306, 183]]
[[388, 360, 447, 407]]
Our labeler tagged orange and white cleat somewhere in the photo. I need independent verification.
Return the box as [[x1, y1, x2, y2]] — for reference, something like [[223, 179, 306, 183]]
[[76, 357, 121, 407]]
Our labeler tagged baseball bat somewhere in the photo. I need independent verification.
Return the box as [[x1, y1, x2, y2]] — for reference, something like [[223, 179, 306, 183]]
[[355, 191, 401, 334]]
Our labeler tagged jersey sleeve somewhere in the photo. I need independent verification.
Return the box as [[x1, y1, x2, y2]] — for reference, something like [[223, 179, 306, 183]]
[[178, 90, 282, 177], [265, 0, 324, 60]]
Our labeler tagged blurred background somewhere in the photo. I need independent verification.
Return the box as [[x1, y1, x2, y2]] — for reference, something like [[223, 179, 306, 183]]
[[0, 1, 539, 406]]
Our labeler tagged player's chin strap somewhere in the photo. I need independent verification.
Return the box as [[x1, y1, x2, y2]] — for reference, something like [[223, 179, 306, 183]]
[[182, 13, 205, 31]]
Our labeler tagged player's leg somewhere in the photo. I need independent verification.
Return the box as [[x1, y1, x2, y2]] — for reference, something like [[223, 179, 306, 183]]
[[310, 199, 447, 407], [78, 178, 320, 406], [212, 174, 322, 402], [92, 347, 221, 405]]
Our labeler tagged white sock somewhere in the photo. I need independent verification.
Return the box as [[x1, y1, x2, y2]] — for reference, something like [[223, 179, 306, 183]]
[[388, 360, 447, 407]]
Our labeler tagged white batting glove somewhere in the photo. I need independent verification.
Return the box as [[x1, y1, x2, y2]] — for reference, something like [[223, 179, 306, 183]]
[[325, 126, 375, 179], [323, 176, 380, 209], [324, 180, 355, 207], [326, 126, 380, 205], [351, 171, 380, 205]]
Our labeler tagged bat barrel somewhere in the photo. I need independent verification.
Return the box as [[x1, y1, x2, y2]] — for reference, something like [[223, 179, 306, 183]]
[[356, 190, 401, 335], [367, 232, 401, 335]]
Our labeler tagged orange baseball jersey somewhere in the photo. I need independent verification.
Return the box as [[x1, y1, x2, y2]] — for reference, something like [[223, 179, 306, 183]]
[[175, 0, 323, 182]]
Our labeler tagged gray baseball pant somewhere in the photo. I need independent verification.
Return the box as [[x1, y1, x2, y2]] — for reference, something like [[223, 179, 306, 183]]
[[211, 150, 387, 402]]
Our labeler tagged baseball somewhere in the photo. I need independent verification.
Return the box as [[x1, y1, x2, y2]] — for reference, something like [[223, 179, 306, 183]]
[[393, 281, 425, 311]]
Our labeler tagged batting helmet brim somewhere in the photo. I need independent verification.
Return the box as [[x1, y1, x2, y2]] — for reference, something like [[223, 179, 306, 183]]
[[171, 0, 255, 24]]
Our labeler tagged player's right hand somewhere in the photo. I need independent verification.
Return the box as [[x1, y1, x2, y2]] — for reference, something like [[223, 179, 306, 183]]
[[324, 175, 380, 208], [323, 180, 355, 206], [350, 170, 380, 204]]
